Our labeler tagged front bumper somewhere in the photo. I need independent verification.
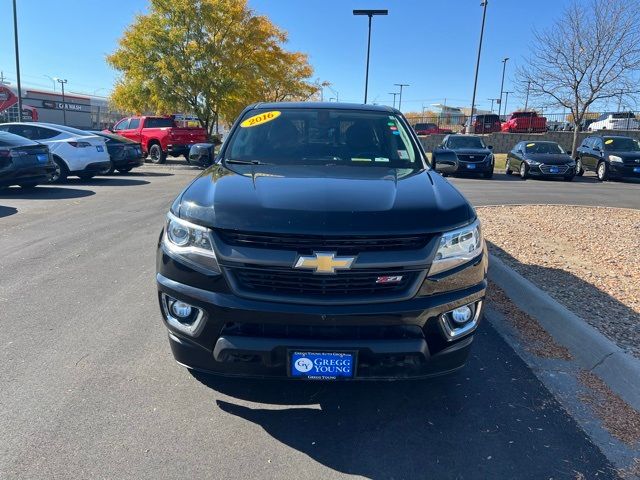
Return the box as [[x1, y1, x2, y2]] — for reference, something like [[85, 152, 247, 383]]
[[609, 163, 640, 178], [156, 246, 488, 379], [528, 164, 575, 177], [454, 160, 493, 175]]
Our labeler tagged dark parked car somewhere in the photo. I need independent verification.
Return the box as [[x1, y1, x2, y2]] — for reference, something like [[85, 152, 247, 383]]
[[0, 131, 55, 189], [575, 135, 640, 181], [188, 143, 216, 166], [156, 102, 487, 380], [88, 131, 144, 174], [506, 141, 575, 181], [432, 134, 494, 178]]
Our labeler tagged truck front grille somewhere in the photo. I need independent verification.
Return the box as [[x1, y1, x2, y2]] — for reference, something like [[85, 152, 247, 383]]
[[228, 266, 418, 299], [216, 230, 431, 253]]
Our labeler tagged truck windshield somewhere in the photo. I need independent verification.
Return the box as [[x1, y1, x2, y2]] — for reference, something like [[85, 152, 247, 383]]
[[225, 108, 423, 168], [603, 137, 640, 151], [447, 136, 485, 149]]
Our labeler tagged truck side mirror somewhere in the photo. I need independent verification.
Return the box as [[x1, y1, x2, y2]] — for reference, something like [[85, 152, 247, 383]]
[[566, 150, 572, 155], [488, 145, 493, 150]]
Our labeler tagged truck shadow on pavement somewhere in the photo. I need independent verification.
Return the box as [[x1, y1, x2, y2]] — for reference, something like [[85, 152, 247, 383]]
[[0, 205, 17, 218], [67, 178, 150, 187], [191, 323, 616, 479], [0, 186, 95, 200]]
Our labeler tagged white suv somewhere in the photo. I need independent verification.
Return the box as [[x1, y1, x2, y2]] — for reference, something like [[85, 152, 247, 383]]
[[588, 112, 640, 131], [0, 122, 109, 182]]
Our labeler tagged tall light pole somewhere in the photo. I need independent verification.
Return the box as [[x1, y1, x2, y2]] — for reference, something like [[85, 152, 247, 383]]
[[57, 78, 68, 126], [498, 57, 509, 118], [488, 98, 499, 113], [503, 91, 513, 117], [524, 80, 531, 111], [394, 83, 409, 111], [12, 0, 23, 122], [468, 1, 488, 134], [389, 92, 399, 109], [353, 9, 388, 104]]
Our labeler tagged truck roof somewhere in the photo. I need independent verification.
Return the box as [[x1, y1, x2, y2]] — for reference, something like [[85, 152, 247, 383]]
[[249, 102, 398, 113]]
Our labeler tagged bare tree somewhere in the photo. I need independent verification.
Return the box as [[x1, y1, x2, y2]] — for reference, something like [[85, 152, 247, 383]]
[[517, 0, 640, 154]]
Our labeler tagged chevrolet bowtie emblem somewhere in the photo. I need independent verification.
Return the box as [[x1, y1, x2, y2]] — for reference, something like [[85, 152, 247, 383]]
[[294, 252, 355, 274]]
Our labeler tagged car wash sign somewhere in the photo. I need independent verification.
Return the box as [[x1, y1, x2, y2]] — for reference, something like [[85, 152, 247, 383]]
[[42, 100, 85, 111]]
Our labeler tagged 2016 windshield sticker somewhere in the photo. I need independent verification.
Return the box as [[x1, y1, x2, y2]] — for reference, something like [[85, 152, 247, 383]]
[[605, 139, 614, 144], [240, 111, 281, 128]]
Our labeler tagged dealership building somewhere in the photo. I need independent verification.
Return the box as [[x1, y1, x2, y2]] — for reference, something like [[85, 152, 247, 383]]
[[0, 84, 122, 129]]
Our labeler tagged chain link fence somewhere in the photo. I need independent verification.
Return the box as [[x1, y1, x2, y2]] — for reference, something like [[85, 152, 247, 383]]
[[405, 111, 640, 134]]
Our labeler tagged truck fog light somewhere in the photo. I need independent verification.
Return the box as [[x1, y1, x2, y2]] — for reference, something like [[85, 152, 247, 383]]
[[161, 294, 205, 336], [439, 301, 483, 341], [171, 301, 192, 319], [451, 306, 473, 325]]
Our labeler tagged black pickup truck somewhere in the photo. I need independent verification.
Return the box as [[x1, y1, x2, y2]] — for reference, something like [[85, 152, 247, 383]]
[[156, 103, 487, 380]]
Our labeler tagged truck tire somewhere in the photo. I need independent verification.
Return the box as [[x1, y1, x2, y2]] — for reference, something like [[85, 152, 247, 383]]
[[149, 143, 167, 164]]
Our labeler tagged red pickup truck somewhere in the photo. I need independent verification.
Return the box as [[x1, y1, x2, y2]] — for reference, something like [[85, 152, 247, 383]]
[[110, 116, 208, 163], [501, 111, 547, 133]]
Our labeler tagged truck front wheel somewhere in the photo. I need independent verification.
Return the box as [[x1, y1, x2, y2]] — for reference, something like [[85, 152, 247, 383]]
[[149, 143, 167, 164]]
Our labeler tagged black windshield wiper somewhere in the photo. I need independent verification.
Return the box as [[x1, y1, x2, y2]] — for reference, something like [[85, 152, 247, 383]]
[[225, 159, 271, 165]]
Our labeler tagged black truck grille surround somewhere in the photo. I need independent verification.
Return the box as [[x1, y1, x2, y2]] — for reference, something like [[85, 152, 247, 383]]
[[221, 322, 425, 340], [229, 266, 417, 298], [216, 230, 431, 254]]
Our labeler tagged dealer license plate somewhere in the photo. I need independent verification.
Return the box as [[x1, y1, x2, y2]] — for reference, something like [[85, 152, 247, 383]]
[[466, 163, 476, 169], [36, 153, 48, 163], [550, 167, 559, 173], [634, 167, 640, 173], [290, 351, 355, 379]]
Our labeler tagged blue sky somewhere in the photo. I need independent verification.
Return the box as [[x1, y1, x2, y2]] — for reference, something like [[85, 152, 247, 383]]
[[0, 0, 575, 113]]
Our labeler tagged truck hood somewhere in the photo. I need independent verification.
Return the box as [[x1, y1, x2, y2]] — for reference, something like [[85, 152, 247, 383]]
[[175, 165, 474, 235]]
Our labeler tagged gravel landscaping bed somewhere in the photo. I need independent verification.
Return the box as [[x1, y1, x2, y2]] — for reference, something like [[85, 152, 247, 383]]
[[477, 205, 640, 359]]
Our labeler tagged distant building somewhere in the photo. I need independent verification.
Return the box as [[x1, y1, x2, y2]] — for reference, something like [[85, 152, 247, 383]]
[[0, 84, 122, 129]]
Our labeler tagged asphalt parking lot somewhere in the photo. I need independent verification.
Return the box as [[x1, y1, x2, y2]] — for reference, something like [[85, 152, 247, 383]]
[[1, 167, 636, 479]]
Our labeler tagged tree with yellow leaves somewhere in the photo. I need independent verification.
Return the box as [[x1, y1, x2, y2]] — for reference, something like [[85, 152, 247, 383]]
[[108, 0, 317, 133]]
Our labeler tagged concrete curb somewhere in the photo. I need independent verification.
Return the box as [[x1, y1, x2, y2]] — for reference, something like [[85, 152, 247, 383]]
[[488, 254, 640, 412]]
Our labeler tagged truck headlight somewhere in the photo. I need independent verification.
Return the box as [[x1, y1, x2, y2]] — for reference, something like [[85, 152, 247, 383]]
[[429, 220, 483, 276], [609, 155, 623, 163], [162, 212, 220, 274]]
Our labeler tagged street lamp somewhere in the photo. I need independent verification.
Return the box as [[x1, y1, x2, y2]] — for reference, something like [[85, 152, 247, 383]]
[[56, 78, 68, 126], [524, 80, 531, 111], [44, 75, 57, 92], [353, 9, 388, 104], [389, 92, 399, 109], [503, 91, 514, 117], [12, 0, 23, 122], [488, 98, 499, 113], [468, 1, 489, 134], [498, 57, 509, 118], [394, 83, 409, 111]]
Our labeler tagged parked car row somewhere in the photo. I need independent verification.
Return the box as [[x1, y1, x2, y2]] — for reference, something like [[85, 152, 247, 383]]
[[414, 111, 640, 136], [0, 121, 147, 188], [431, 133, 640, 182]]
